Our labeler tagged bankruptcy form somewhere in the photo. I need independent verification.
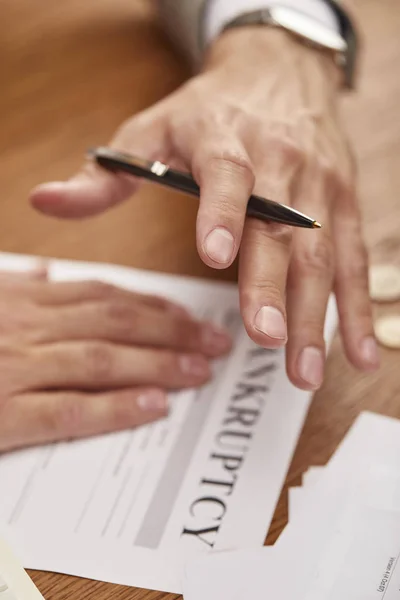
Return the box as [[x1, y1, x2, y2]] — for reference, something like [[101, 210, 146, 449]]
[[0, 253, 337, 594]]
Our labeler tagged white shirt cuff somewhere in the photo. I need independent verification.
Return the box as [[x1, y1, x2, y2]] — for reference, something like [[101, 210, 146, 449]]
[[204, 0, 340, 47]]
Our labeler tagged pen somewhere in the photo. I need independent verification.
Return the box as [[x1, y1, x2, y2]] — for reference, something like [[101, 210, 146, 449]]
[[88, 146, 322, 230]]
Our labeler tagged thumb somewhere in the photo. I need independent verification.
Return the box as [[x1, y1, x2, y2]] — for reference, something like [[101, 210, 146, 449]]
[[30, 108, 169, 219]]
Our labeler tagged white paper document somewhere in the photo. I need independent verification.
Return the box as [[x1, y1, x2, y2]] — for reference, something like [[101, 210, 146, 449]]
[[303, 466, 400, 600], [0, 253, 337, 594], [183, 412, 400, 600]]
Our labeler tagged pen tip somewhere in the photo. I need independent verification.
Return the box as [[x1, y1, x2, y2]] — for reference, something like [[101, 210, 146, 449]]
[[313, 221, 322, 229]]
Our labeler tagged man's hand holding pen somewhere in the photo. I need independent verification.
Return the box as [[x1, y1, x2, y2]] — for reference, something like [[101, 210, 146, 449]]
[[31, 27, 379, 391]]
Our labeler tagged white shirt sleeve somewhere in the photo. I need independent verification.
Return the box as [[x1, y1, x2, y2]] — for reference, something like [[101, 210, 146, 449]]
[[204, 0, 340, 47]]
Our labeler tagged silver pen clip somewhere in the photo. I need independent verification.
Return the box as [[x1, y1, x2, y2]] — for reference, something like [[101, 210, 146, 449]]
[[87, 146, 169, 177]]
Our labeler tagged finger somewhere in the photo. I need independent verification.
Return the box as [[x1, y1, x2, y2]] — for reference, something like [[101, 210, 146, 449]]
[[192, 134, 255, 269], [333, 185, 379, 371], [27, 342, 212, 391], [237, 138, 299, 348], [0, 388, 168, 452], [38, 301, 231, 357], [239, 219, 292, 348], [18, 279, 190, 317], [133, 293, 191, 317], [30, 106, 170, 219], [285, 163, 334, 390]]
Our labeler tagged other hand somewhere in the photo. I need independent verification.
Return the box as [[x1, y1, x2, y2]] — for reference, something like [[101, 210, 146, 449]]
[[0, 271, 231, 452]]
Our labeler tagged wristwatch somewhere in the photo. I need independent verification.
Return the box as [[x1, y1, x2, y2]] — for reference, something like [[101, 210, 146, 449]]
[[220, 2, 358, 89]]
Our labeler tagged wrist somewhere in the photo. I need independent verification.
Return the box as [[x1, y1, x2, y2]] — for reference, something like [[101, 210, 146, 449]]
[[202, 26, 342, 94]]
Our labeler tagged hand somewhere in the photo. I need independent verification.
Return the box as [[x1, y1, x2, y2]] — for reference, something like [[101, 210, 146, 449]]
[[0, 271, 231, 452], [31, 28, 378, 391]]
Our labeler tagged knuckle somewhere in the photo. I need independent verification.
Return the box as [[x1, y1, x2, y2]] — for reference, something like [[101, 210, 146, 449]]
[[154, 351, 177, 383], [49, 396, 83, 435], [318, 159, 342, 196], [207, 193, 244, 222], [252, 221, 293, 249], [318, 157, 337, 180], [220, 103, 246, 126], [0, 346, 26, 395], [242, 281, 283, 308], [0, 303, 38, 337], [318, 158, 358, 211], [197, 101, 245, 131], [84, 342, 113, 381], [339, 293, 372, 322], [206, 150, 255, 187], [295, 317, 326, 339], [268, 135, 304, 167], [296, 237, 335, 277], [337, 184, 360, 218], [341, 243, 369, 283], [104, 301, 139, 329], [172, 319, 199, 349], [355, 298, 373, 321], [109, 393, 135, 427]]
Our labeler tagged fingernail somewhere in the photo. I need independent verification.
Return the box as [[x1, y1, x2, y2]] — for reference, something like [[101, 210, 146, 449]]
[[298, 347, 324, 389], [137, 390, 167, 411], [204, 228, 234, 265], [254, 306, 287, 341], [202, 323, 232, 354], [360, 336, 380, 369], [179, 354, 210, 377]]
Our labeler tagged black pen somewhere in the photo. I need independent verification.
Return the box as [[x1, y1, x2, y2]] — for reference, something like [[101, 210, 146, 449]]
[[88, 147, 322, 230]]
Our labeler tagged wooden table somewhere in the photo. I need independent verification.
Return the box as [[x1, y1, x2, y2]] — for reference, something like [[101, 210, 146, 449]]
[[1, 1, 399, 598]]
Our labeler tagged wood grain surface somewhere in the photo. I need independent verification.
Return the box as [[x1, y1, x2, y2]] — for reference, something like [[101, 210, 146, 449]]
[[1, 0, 399, 598]]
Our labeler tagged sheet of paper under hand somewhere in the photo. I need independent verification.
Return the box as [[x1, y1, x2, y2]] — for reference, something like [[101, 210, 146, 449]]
[[0, 253, 337, 594], [183, 412, 400, 600]]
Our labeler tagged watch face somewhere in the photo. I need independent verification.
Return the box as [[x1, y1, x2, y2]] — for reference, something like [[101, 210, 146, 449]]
[[268, 6, 347, 53]]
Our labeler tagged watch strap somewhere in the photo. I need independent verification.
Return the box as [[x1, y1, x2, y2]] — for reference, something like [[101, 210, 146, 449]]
[[323, 0, 358, 88]]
